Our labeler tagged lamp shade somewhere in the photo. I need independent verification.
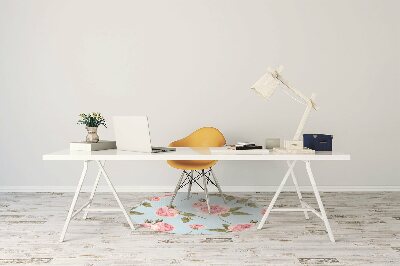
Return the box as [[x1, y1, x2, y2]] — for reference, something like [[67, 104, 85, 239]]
[[250, 66, 283, 99], [251, 66, 313, 107]]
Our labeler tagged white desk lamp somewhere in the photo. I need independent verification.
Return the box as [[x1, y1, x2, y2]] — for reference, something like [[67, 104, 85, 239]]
[[251, 66, 317, 153]]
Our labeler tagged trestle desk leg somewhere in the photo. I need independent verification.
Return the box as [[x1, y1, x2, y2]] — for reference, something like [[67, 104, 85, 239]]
[[305, 161, 335, 242], [257, 161, 296, 229], [60, 160, 88, 242]]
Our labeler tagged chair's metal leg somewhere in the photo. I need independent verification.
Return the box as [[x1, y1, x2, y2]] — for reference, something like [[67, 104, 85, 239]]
[[257, 161, 296, 230], [170, 171, 186, 207], [187, 170, 193, 200], [210, 168, 226, 203], [192, 171, 204, 190], [60, 160, 88, 242], [287, 161, 309, 220], [305, 161, 335, 242], [96, 161, 135, 231], [83, 160, 105, 220], [202, 170, 211, 213]]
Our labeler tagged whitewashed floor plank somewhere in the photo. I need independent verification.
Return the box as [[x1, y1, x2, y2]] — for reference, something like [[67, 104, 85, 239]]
[[0, 192, 399, 265]]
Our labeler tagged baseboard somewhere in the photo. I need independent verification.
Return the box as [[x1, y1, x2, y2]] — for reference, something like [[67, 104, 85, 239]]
[[0, 186, 399, 193]]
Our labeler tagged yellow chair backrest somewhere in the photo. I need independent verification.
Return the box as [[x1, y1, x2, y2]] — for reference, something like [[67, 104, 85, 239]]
[[169, 127, 226, 148]]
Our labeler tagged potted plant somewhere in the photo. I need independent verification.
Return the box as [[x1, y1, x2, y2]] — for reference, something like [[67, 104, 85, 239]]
[[77, 112, 107, 143]]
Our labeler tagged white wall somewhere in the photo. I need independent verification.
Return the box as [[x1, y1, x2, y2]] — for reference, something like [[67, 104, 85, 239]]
[[1, 0, 399, 190]]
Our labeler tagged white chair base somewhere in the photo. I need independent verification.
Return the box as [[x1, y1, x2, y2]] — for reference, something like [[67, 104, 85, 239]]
[[169, 168, 225, 213]]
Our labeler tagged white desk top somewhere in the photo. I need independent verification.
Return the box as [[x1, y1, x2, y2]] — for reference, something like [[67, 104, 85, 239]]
[[43, 148, 350, 161]]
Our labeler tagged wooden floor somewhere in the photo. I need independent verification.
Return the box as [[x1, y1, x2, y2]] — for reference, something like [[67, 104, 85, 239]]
[[0, 192, 399, 265]]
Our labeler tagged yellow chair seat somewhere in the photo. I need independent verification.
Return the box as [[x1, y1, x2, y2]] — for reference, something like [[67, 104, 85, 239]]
[[167, 127, 226, 170], [167, 160, 217, 171]]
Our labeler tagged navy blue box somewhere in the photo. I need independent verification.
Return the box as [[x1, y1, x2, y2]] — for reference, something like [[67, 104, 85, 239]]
[[303, 134, 333, 151]]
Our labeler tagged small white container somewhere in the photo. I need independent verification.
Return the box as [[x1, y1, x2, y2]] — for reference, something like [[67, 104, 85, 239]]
[[284, 140, 304, 150], [265, 138, 281, 149]]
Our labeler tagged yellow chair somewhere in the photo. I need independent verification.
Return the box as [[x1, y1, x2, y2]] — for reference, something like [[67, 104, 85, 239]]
[[167, 127, 226, 212]]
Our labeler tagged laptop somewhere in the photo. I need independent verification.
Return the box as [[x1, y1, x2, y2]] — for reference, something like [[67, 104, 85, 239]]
[[113, 116, 175, 153]]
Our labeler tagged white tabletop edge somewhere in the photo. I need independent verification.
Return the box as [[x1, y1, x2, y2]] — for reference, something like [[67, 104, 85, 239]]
[[43, 148, 350, 161]]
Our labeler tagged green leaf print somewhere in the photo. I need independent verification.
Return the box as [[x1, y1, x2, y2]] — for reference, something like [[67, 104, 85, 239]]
[[129, 211, 144, 215], [142, 202, 152, 207], [208, 228, 228, 233], [229, 207, 241, 212], [246, 202, 257, 208], [181, 212, 196, 217], [224, 195, 235, 201], [231, 211, 250, 215], [236, 198, 248, 204], [181, 217, 191, 223]]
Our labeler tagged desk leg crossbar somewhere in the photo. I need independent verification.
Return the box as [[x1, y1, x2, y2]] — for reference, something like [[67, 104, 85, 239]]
[[59, 160, 135, 242], [257, 160, 335, 242]]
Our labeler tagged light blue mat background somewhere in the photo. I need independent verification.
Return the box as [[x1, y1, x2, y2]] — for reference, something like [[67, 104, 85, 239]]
[[130, 193, 263, 234]]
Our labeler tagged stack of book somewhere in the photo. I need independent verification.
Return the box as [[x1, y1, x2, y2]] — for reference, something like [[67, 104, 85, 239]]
[[235, 142, 263, 150], [70, 140, 117, 151]]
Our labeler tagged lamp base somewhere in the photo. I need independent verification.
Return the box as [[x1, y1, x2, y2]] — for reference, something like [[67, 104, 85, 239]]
[[272, 147, 315, 154]]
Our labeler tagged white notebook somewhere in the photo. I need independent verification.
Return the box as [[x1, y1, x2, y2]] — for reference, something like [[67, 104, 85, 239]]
[[210, 147, 270, 154], [70, 140, 117, 151]]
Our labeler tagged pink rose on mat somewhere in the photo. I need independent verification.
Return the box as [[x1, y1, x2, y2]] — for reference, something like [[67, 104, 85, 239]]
[[228, 223, 253, 232], [200, 205, 229, 215], [141, 223, 152, 228], [193, 201, 207, 209], [189, 224, 205, 230], [156, 206, 179, 217], [150, 196, 161, 201], [151, 222, 175, 232]]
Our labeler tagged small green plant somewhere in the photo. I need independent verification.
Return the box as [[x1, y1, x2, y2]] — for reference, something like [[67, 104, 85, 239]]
[[77, 112, 107, 128]]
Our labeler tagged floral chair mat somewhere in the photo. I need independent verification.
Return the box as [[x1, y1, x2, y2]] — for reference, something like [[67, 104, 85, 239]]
[[129, 193, 262, 234]]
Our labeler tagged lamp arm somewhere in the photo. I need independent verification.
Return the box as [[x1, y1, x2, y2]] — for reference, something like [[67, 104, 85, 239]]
[[293, 93, 316, 141], [268, 68, 318, 141], [276, 76, 310, 105]]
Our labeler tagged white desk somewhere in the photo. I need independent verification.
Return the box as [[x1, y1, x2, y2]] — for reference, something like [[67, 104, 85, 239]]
[[43, 148, 350, 242]]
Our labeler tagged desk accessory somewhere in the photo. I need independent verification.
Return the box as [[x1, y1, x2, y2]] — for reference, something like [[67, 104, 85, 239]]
[[236, 146, 262, 150], [251, 66, 316, 154], [283, 140, 304, 150], [265, 138, 280, 149], [211, 147, 269, 154], [77, 112, 107, 143], [237, 141, 255, 146], [235, 143, 263, 150], [303, 134, 333, 151], [70, 140, 116, 151]]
